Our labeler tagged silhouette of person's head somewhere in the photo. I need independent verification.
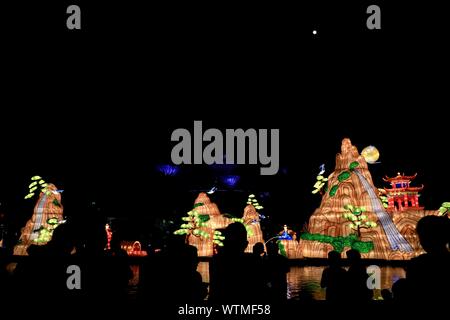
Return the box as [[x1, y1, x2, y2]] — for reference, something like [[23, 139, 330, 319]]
[[223, 222, 248, 254], [253, 242, 265, 256], [181, 244, 199, 271], [392, 278, 409, 301], [327, 250, 341, 267], [266, 240, 280, 256], [84, 222, 108, 255], [166, 235, 187, 255], [416, 215, 449, 254], [346, 249, 361, 265], [48, 223, 74, 254], [164, 235, 199, 268], [381, 289, 393, 301], [26, 244, 44, 256]]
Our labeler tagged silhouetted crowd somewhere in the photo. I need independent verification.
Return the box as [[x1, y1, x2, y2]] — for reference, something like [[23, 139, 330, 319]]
[[0, 216, 449, 309], [208, 223, 289, 303], [320, 215, 450, 304], [139, 222, 290, 304], [1, 221, 133, 306]]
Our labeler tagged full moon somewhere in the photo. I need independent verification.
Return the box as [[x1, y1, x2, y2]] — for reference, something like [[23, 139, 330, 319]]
[[361, 145, 380, 164]]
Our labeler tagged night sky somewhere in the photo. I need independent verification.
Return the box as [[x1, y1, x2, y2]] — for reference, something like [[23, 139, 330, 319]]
[[1, 1, 447, 242]]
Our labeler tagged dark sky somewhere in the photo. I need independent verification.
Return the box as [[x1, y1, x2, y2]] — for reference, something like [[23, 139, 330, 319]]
[[1, 1, 448, 238]]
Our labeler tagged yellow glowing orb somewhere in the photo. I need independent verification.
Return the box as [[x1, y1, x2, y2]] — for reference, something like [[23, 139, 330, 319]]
[[361, 145, 380, 164]]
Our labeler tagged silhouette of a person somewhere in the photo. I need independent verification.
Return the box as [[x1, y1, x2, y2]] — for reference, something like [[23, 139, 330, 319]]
[[264, 240, 289, 301], [253, 242, 265, 258], [209, 222, 266, 302], [140, 236, 207, 304], [76, 220, 132, 303], [321, 250, 346, 302], [406, 215, 450, 303], [381, 289, 393, 302], [13, 223, 76, 302], [392, 278, 410, 303], [345, 249, 373, 302]]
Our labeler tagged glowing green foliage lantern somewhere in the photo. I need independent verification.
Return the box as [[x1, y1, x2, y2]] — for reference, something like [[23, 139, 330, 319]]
[[24, 175, 56, 201], [277, 241, 287, 257], [377, 189, 389, 208], [329, 185, 339, 196], [34, 228, 52, 243], [246, 194, 263, 210], [300, 233, 374, 253], [329, 162, 360, 197], [34, 217, 63, 243], [349, 161, 360, 171], [312, 175, 328, 195], [438, 202, 450, 216], [198, 214, 210, 223], [338, 171, 351, 182], [47, 218, 59, 225], [174, 203, 210, 243], [343, 204, 377, 238], [213, 230, 225, 246]]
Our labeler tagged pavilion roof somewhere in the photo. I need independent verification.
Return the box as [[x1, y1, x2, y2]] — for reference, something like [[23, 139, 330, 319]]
[[383, 172, 418, 182]]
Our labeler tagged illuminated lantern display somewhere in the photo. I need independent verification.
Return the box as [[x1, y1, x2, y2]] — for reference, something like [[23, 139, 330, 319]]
[[173, 203, 211, 243], [361, 145, 380, 164], [241, 200, 265, 254], [382, 173, 424, 211], [342, 204, 377, 238], [14, 182, 64, 255], [121, 241, 148, 257], [105, 224, 113, 250], [300, 138, 439, 260], [438, 202, 450, 217], [182, 193, 265, 257], [279, 225, 295, 240], [277, 225, 303, 259]]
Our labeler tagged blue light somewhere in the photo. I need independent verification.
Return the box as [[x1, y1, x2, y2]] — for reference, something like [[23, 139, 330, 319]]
[[157, 164, 180, 176], [221, 175, 240, 188], [278, 231, 293, 240]]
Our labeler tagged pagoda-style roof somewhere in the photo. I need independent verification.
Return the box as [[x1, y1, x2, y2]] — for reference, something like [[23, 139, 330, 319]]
[[383, 172, 418, 182], [384, 184, 424, 193]]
